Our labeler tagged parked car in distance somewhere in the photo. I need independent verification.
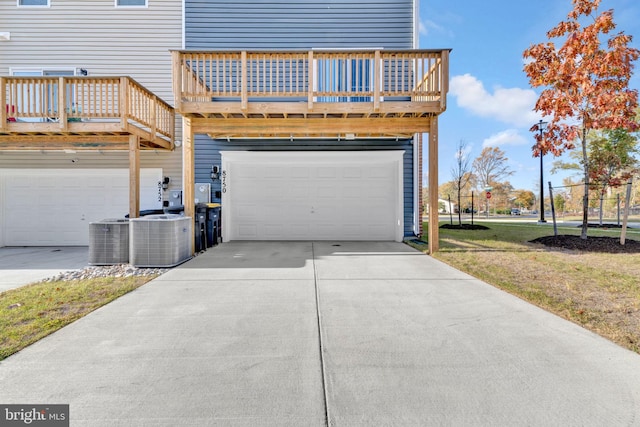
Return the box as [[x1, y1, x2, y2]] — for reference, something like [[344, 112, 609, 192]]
[[511, 208, 521, 215]]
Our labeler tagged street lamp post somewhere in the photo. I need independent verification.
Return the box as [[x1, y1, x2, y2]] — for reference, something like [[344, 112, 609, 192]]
[[537, 119, 547, 224]]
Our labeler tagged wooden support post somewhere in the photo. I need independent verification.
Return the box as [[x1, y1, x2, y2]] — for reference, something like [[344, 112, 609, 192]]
[[171, 51, 182, 111], [428, 115, 439, 254], [119, 77, 129, 130], [129, 134, 140, 219], [374, 51, 381, 112], [183, 116, 196, 255], [308, 51, 314, 111], [58, 77, 68, 131], [417, 133, 423, 236], [241, 51, 248, 113], [1, 77, 7, 130], [440, 50, 450, 111]]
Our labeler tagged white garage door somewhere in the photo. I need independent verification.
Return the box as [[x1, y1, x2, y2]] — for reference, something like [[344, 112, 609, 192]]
[[221, 151, 404, 241], [0, 169, 162, 246]]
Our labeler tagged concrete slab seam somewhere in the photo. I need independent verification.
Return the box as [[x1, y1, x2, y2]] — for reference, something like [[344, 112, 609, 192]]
[[312, 242, 331, 427]]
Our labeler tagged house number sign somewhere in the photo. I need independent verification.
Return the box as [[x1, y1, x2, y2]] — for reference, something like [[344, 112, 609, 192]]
[[221, 170, 227, 193]]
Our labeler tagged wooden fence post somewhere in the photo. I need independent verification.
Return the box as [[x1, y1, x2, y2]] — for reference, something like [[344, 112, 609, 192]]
[[549, 182, 558, 237], [621, 180, 633, 245]]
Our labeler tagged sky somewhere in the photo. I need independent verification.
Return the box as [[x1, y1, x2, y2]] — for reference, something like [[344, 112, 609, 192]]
[[418, 0, 640, 192]]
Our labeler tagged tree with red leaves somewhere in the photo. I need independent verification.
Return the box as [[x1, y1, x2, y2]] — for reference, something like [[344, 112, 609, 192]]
[[523, 0, 639, 239]]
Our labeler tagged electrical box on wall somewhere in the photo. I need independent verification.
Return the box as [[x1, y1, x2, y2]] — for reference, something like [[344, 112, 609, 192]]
[[169, 190, 182, 207], [195, 183, 211, 204]]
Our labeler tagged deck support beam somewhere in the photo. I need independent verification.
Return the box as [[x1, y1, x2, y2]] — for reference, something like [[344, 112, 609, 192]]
[[129, 134, 140, 219], [428, 115, 439, 254], [191, 117, 431, 138], [182, 117, 196, 255]]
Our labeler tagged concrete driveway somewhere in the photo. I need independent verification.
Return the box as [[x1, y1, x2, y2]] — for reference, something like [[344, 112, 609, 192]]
[[0, 246, 89, 292], [1, 241, 639, 426]]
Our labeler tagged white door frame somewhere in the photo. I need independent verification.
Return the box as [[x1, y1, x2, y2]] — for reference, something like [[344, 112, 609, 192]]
[[220, 150, 405, 242]]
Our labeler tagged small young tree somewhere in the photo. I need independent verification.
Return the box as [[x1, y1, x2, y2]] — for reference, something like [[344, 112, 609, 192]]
[[551, 128, 639, 223], [523, 0, 639, 239], [589, 128, 639, 224], [451, 140, 473, 225], [554, 193, 567, 214]]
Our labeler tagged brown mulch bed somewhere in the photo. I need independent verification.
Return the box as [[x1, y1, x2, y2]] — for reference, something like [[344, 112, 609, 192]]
[[440, 224, 490, 230], [579, 223, 627, 229], [530, 235, 640, 253]]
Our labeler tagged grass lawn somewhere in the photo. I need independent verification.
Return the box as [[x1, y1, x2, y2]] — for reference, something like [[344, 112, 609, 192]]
[[420, 221, 640, 354], [0, 276, 155, 360]]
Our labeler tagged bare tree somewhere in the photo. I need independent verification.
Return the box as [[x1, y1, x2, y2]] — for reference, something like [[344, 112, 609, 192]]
[[473, 147, 514, 188], [473, 147, 514, 214], [451, 140, 472, 224]]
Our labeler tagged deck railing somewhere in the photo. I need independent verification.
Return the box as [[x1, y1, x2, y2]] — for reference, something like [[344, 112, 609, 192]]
[[172, 49, 449, 113], [1, 76, 175, 142]]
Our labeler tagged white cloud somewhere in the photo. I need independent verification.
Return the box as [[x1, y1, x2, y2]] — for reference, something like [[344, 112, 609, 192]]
[[420, 19, 444, 36], [450, 74, 541, 127], [419, 16, 457, 39], [482, 129, 528, 149], [419, 20, 428, 36]]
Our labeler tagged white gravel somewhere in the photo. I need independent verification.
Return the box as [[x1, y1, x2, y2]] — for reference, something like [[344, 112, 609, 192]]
[[41, 264, 171, 282]]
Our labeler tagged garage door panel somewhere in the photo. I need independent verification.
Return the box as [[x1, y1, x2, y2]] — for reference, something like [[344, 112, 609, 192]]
[[317, 167, 337, 178], [290, 184, 310, 199], [262, 166, 284, 178], [2, 169, 161, 246], [291, 167, 310, 179], [264, 224, 286, 238], [288, 223, 311, 238], [343, 168, 362, 179], [222, 151, 404, 242], [237, 224, 258, 239], [237, 203, 259, 219]]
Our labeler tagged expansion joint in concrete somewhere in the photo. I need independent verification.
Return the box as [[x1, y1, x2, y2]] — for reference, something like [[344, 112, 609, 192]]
[[311, 242, 331, 427]]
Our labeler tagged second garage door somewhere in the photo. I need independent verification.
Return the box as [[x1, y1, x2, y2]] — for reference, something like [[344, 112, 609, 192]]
[[221, 151, 404, 241], [0, 169, 162, 246]]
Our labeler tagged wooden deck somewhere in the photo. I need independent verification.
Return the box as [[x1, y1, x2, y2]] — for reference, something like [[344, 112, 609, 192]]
[[173, 49, 449, 253], [172, 49, 449, 138], [1, 76, 175, 151]]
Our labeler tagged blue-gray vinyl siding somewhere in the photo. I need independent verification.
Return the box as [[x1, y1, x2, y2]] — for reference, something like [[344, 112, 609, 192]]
[[195, 137, 415, 237], [185, 0, 414, 50], [187, 0, 417, 237]]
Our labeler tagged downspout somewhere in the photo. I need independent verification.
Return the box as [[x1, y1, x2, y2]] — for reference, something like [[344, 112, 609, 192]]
[[413, 0, 420, 235], [181, 0, 186, 49], [413, 135, 420, 236], [413, 0, 420, 48]]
